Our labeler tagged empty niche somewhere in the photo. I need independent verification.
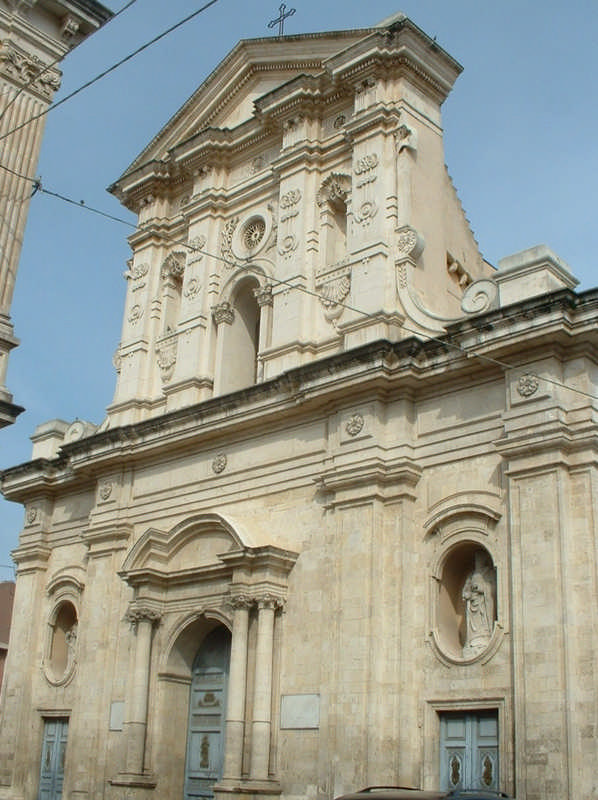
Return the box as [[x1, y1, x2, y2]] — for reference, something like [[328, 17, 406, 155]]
[[46, 600, 78, 684], [437, 544, 496, 662]]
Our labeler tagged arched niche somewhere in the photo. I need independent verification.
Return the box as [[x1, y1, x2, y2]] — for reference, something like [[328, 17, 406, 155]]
[[44, 599, 78, 686], [425, 494, 504, 666], [437, 543, 497, 661]]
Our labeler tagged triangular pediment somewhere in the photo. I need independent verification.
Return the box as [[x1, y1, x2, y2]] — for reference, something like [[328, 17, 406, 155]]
[[118, 29, 373, 180]]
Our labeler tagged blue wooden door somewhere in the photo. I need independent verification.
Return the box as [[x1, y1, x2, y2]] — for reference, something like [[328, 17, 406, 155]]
[[184, 627, 231, 800], [440, 711, 498, 792], [38, 718, 68, 800]]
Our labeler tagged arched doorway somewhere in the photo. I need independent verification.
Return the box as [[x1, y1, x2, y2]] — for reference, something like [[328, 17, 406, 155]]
[[184, 626, 232, 800]]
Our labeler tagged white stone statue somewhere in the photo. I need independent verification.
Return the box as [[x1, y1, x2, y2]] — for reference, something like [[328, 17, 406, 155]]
[[462, 551, 495, 657]]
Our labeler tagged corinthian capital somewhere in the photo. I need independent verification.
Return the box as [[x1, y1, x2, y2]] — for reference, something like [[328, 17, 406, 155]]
[[125, 605, 162, 630]]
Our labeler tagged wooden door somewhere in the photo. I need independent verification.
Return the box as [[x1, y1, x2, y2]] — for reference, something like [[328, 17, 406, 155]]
[[38, 718, 68, 800], [184, 627, 231, 800], [440, 711, 499, 792]]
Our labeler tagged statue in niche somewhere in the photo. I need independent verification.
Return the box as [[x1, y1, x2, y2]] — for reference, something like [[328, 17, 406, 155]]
[[65, 622, 78, 671], [462, 551, 495, 657]]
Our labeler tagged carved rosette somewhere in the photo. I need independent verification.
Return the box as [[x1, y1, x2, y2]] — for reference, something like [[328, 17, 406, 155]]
[[345, 413, 364, 437], [278, 234, 298, 258], [212, 302, 234, 326], [354, 200, 378, 226], [516, 373, 540, 398]]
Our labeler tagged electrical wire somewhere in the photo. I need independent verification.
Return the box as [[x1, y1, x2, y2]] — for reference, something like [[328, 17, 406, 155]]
[[1, 156, 596, 403], [0, 0, 139, 125], [36, 183, 598, 403], [0, 0, 221, 144]]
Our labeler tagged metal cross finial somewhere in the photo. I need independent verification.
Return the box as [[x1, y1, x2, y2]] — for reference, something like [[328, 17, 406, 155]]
[[267, 3, 296, 36]]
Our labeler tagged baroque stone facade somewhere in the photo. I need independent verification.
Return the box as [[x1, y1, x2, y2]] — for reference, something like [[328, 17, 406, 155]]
[[0, 0, 112, 426], [0, 14, 596, 800]]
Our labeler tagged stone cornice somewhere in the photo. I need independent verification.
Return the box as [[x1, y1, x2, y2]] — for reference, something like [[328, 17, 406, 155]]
[[3, 289, 598, 500]]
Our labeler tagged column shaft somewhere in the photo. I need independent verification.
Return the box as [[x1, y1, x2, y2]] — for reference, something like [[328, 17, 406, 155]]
[[250, 602, 276, 780], [223, 601, 250, 779]]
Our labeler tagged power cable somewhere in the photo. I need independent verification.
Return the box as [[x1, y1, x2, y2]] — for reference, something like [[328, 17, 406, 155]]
[[0, 0, 221, 144], [39, 185, 598, 403], [3, 163, 596, 403], [0, 0, 139, 125]]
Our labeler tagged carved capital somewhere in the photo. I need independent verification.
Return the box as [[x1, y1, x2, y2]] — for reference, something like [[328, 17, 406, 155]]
[[229, 594, 254, 611], [253, 284, 273, 307], [256, 593, 285, 611], [212, 302, 234, 326], [125, 606, 161, 630], [0, 41, 61, 100]]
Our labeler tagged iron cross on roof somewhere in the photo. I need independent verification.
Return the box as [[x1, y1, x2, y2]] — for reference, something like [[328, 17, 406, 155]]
[[267, 3, 296, 36]]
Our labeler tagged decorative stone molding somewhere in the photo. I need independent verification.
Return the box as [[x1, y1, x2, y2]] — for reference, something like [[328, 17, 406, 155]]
[[345, 413, 364, 437], [461, 278, 499, 315], [333, 114, 346, 129], [26, 505, 37, 524], [317, 173, 351, 207], [353, 200, 377, 226], [123, 262, 149, 282], [183, 277, 201, 299], [278, 233, 298, 258], [99, 482, 112, 501], [280, 188, 302, 221], [124, 605, 162, 630], [354, 153, 379, 188], [212, 453, 227, 474], [0, 41, 61, 99], [231, 209, 274, 260], [516, 373, 540, 398], [112, 348, 122, 373], [127, 304, 144, 325], [447, 252, 472, 288], [253, 284, 273, 307], [156, 333, 178, 383], [394, 123, 418, 155], [256, 592, 285, 611], [187, 235, 207, 264], [161, 251, 185, 279], [394, 226, 425, 264], [60, 15, 80, 41], [222, 217, 240, 265], [315, 263, 351, 320], [212, 302, 234, 326]]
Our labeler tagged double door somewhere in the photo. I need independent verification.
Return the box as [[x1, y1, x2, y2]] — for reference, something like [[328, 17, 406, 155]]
[[38, 718, 68, 800], [440, 711, 499, 792]]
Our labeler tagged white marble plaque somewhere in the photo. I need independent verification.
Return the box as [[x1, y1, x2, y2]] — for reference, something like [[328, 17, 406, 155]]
[[280, 694, 320, 729], [109, 700, 125, 731]]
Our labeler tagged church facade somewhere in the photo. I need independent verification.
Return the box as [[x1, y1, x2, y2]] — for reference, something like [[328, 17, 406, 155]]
[[0, 14, 597, 800]]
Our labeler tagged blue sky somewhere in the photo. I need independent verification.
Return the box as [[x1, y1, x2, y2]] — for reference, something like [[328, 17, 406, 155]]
[[0, 0, 596, 572]]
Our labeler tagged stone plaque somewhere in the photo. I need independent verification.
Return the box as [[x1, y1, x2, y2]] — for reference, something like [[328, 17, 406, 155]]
[[280, 694, 320, 729], [109, 700, 125, 731]]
